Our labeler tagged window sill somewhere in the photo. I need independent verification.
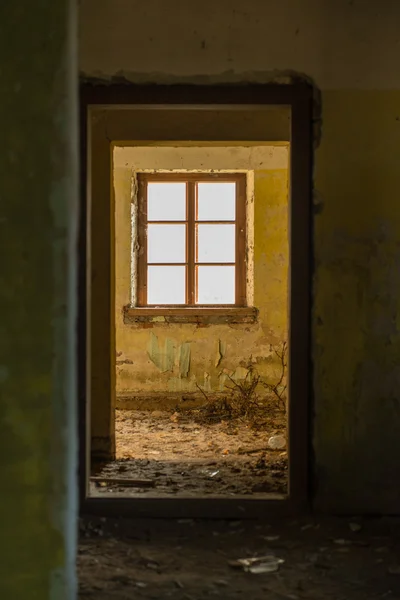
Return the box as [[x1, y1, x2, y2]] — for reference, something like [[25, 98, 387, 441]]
[[123, 306, 258, 325]]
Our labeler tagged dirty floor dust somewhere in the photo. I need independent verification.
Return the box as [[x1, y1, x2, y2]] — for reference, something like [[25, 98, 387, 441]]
[[78, 516, 400, 599], [90, 409, 287, 497]]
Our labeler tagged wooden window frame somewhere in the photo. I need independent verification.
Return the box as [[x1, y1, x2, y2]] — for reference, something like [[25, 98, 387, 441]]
[[126, 172, 257, 323]]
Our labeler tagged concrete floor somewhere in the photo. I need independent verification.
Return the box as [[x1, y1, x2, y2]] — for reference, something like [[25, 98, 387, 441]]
[[78, 515, 400, 599]]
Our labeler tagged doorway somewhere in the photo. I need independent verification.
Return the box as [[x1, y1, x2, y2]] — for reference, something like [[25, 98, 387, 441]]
[[79, 84, 312, 517]]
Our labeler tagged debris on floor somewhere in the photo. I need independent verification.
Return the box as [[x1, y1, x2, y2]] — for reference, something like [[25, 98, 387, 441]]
[[268, 434, 286, 449], [229, 555, 285, 574], [90, 407, 288, 497], [78, 516, 400, 599]]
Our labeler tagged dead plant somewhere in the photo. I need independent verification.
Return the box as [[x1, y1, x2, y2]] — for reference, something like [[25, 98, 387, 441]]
[[224, 362, 262, 420], [261, 341, 287, 414], [194, 383, 234, 422], [191, 342, 288, 427]]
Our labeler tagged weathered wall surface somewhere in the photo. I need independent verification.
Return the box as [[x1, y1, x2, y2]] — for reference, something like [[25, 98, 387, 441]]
[[80, 0, 400, 90], [80, 0, 400, 512], [313, 91, 400, 513], [0, 2, 78, 598], [114, 146, 288, 402]]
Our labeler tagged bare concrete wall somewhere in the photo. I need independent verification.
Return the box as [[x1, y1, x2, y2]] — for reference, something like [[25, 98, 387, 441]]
[[80, 0, 400, 513], [0, 2, 78, 598], [80, 0, 399, 90]]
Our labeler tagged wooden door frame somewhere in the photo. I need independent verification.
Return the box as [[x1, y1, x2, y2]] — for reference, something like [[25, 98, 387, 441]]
[[79, 82, 313, 517]]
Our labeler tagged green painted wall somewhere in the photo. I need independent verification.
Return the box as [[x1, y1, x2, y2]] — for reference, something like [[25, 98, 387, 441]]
[[0, 2, 78, 597]]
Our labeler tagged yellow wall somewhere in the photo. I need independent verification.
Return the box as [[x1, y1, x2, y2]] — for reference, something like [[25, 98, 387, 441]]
[[114, 146, 288, 400]]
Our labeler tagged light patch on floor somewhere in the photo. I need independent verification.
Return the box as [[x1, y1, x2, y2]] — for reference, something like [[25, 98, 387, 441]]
[[90, 409, 287, 497]]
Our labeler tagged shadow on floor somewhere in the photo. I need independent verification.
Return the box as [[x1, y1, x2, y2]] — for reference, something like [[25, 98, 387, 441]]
[[78, 515, 400, 599]]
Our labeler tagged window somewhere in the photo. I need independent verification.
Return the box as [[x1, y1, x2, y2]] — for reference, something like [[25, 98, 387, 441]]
[[135, 173, 247, 309]]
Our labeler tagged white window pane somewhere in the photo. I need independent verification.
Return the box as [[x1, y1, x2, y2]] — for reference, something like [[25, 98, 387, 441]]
[[196, 224, 235, 263], [148, 266, 186, 304], [148, 224, 186, 263], [197, 182, 236, 221], [196, 266, 235, 304], [148, 182, 186, 221]]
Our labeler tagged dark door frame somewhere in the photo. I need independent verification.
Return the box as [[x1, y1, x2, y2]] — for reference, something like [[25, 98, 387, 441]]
[[79, 82, 313, 518]]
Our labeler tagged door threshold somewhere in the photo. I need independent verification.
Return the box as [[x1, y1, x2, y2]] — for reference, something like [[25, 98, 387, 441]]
[[81, 495, 307, 519]]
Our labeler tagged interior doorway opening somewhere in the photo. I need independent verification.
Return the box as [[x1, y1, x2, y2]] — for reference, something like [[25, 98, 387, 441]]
[[80, 84, 312, 516], [92, 144, 289, 498]]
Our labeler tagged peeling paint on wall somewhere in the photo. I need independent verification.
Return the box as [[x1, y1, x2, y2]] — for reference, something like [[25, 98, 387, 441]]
[[147, 333, 175, 373], [178, 343, 191, 378], [147, 333, 192, 378], [232, 366, 249, 381], [215, 339, 226, 367], [203, 372, 211, 392]]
